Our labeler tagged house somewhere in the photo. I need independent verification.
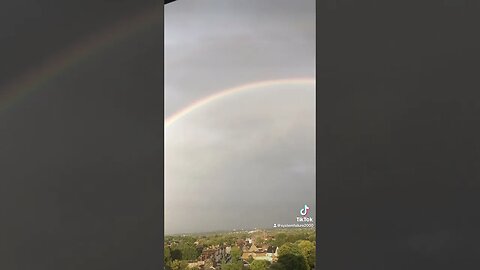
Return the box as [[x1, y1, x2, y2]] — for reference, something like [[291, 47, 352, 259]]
[[242, 243, 251, 252], [248, 244, 259, 253], [240, 244, 277, 262], [266, 246, 278, 256], [257, 244, 270, 253], [187, 261, 204, 269], [213, 249, 223, 263], [267, 246, 278, 262], [204, 258, 215, 269], [199, 246, 228, 267], [266, 246, 279, 262], [237, 239, 245, 246], [200, 249, 216, 261], [253, 254, 271, 262], [241, 251, 270, 262], [241, 252, 254, 261]]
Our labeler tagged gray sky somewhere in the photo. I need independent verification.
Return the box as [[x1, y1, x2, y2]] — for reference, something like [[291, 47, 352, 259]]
[[165, 0, 315, 235], [0, 2, 163, 268]]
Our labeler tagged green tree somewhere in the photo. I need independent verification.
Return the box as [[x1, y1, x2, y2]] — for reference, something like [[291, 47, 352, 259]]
[[296, 240, 315, 269], [170, 247, 182, 261], [247, 255, 254, 264], [177, 242, 199, 260], [204, 259, 214, 269], [265, 238, 274, 245], [230, 246, 242, 262], [277, 243, 309, 270], [164, 246, 172, 267], [255, 236, 265, 245], [182, 235, 196, 244], [250, 260, 270, 270], [203, 238, 213, 247], [226, 235, 237, 245], [221, 261, 244, 270], [278, 243, 300, 257], [170, 260, 188, 270], [269, 262, 286, 270], [196, 244, 204, 256], [286, 234, 300, 243], [277, 254, 309, 270], [273, 233, 287, 247]]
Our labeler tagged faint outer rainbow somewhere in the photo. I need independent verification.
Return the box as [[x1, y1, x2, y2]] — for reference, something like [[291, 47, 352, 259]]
[[165, 78, 315, 128], [0, 4, 161, 113]]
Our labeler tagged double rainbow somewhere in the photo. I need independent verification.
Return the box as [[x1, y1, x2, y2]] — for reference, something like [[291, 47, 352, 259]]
[[0, 5, 315, 125]]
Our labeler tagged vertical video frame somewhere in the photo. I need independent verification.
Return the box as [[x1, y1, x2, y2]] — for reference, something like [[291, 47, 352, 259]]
[[165, 1, 315, 269]]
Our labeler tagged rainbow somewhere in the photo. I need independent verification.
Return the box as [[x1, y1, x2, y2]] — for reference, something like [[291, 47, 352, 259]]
[[0, 4, 161, 113], [165, 78, 315, 128]]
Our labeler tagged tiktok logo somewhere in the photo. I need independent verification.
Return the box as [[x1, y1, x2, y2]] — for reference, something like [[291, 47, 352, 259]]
[[300, 204, 310, 216]]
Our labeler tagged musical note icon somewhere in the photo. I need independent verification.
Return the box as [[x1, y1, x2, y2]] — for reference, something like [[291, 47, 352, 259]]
[[300, 204, 310, 216]]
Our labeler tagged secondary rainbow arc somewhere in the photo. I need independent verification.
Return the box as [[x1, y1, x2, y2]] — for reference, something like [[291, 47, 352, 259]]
[[0, 5, 161, 113], [165, 78, 315, 128]]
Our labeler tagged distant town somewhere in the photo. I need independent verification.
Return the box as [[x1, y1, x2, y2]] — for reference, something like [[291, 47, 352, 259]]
[[164, 228, 315, 270]]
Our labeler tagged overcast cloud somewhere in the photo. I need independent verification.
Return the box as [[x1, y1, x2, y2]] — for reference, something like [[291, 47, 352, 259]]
[[165, 0, 315, 235]]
